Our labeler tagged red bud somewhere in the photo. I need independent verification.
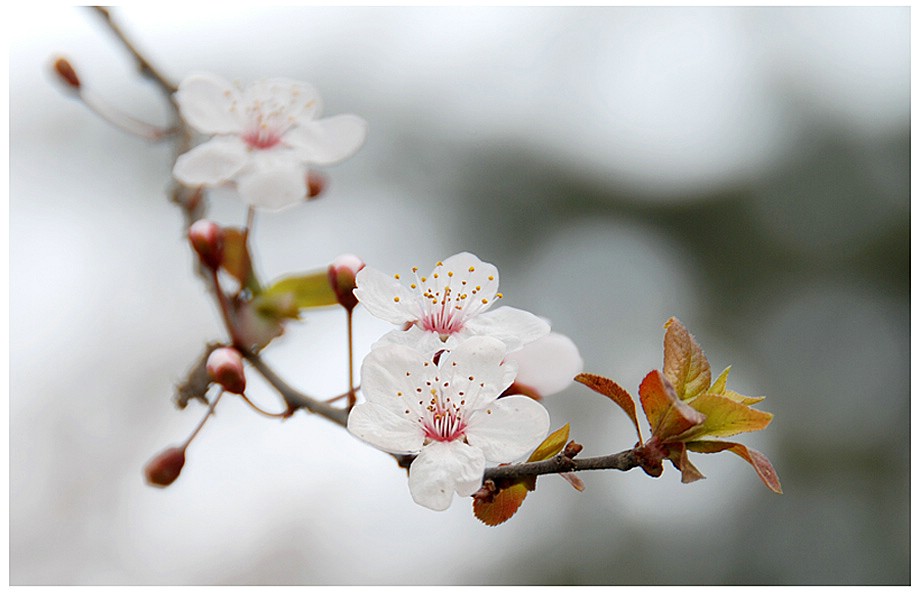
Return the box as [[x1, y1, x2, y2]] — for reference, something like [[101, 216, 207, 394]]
[[188, 220, 224, 269], [206, 347, 246, 394], [53, 57, 80, 90], [306, 171, 327, 199], [328, 254, 365, 311], [144, 446, 186, 487]]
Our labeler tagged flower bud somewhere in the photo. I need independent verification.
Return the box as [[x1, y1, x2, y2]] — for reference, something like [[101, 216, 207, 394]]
[[188, 219, 224, 269], [53, 57, 80, 90], [306, 170, 327, 199], [144, 446, 186, 487], [206, 347, 246, 394], [328, 254, 365, 311]]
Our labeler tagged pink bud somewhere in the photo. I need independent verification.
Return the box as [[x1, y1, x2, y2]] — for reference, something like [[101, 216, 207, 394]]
[[188, 220, 224, 269], [328, 254, 365, 311], [306, 171, 327, 199], [53, 57, 80, 90], [206, 347, 246, 394], [144, 446, 186, 487]]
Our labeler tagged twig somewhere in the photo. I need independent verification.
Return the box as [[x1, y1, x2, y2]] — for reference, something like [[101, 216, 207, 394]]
[[483, 449, 640, 482], [89, 6, 177, 95], [241, 350, 349, 427]]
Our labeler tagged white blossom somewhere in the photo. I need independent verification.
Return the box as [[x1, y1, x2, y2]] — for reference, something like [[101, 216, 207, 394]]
[[354, 252, 550, 355], [173, 73, 367, 211], [347, 336, 550, 510]]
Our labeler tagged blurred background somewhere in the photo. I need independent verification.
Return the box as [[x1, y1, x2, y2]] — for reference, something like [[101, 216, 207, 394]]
[[10, 6, 910, 585]]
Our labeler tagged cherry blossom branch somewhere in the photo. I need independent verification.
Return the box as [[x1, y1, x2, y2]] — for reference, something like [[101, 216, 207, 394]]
[[89, 6, 177, 95], [483, 448, 640, 483], [240, 350, 349, 427]]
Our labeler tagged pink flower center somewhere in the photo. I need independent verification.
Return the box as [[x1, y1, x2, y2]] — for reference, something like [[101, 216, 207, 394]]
[[399, 262, 502, 339], [421, 397, 467, 443], [242, 127, 283, 150]]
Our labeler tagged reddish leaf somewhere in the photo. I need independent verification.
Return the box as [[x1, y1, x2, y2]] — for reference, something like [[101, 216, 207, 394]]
[[682, 393, 773, 440], [559, 472, 586, 492], [528, 424, 571, 463], [638, 370, 705, 441], [473, 482, 529, 526], [221, 228, 258, 292], [663, 317, 712, 400], [575, 373, 643, 443], [668, 443, 706, 484], [687, 440, 783, 494]]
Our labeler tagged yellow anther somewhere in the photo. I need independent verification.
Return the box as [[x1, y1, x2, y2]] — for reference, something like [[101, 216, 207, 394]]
[[394, 296, 400, 302], [496, 293, 503, 299], [433, 273, 439, 279], [488, 275, 495, 281], [394, 273, 400, 279], [410, 283, 417, 289], [412, 266, 419, 273], [469, 266, 475, 272], [447, 271, 454, 277], [437, 261, 443, 266], [481, 298, 488, 304], [421, 277, 427, 282]]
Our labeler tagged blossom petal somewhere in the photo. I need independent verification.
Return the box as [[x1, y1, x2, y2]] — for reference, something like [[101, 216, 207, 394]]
[[285, 114, 368, 166], [235, 150, 308, 211], [407, 441, 485, 511], [372, 325, 445, 355], [175, 73, 246, 134], [173, 136, 249, 186], [435, 252, 499, 304], [354, 266, 417, 325], [505, 332, 584, 397], [466, 395, 550, 462], [347, 401, 424, 454], [440, 336, 516, 410], [360, 342, 436, 416], [463, 306, 551, 353], [243, 78, 322, 122]]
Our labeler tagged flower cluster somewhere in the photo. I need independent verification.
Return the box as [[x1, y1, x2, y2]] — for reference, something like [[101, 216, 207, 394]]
[[348, 252, 581, 510]]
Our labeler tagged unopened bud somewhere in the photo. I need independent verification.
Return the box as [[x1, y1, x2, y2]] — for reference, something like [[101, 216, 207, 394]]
[[306, 170, 327, 199], [188, 219, 224, 269], [206, 347, 246, 394], [53, 57, 81, 90], [328, 254, 365, 311], [144, 446, 186, 487]]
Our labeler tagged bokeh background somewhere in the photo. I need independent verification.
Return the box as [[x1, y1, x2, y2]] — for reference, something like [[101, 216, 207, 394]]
[[10, 6, 910, 585]]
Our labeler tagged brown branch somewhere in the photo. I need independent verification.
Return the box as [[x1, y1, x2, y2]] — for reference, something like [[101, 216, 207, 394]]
[[483, 449, 640, 482], [89, 6, 177, 95], [241, 350, 349, 427]]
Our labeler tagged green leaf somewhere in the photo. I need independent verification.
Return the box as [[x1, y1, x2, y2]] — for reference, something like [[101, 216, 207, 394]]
[[708, 366, 731, 395], [638, 370, 705, 441], [262, 271, 338, 309], [575, 373, 643, 444], [663, 317, 712, 400], [682, 393, 773, 440], [528, 423, 570, 462], [473, 482, 529, 526], [686, 440, 783, 494]]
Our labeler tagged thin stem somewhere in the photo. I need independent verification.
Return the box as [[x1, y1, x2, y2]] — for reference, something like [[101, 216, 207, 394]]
[[346, 308, 356, 409], [209, 268, 242, 348], [238, 392, 289, 419], [79, 89, 178, 141], [182, 388, 225, 449], [244, 206, 256, 242], [241, 350, 349, 427]]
